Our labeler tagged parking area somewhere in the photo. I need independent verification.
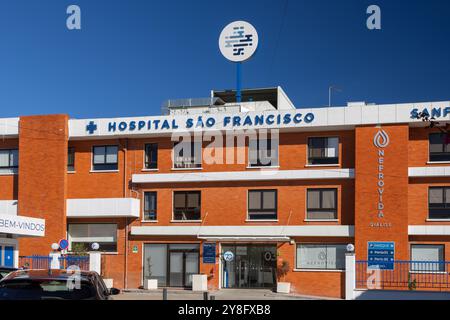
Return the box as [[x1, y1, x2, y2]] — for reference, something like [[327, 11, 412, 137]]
[[113, 289, 333, 300]]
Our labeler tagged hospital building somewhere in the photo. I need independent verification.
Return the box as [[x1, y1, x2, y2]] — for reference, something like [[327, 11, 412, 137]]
[[0, 86, 449, 298]]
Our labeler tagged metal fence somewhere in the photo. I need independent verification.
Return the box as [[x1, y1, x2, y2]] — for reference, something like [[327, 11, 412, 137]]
[[19, 255, 89, 271], [356, 260, 450, 291]]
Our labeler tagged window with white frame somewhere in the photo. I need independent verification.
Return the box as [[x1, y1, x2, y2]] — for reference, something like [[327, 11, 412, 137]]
[[68, 224, 117, 252], [0, 149, 18, 173], [248, 190, 277, 220], [410, 244, 445, 272], [173, 191, 201, 221], [248, 137, 278, 167], [429, 187, 450, 219], [306, 188, 338, 220], [296, 244, 346, 270], [173, 140, 202, 169], [307, 137, 339, 165], [68, 147, 75, 172], [429, 133, 450, 162], [144, 143, 158, 169], [143, 192, 157, 221], [92, 145, 118, 171]]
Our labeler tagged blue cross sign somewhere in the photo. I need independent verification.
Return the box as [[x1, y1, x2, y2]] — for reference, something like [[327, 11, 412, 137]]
[[86, 121, 97, 134]]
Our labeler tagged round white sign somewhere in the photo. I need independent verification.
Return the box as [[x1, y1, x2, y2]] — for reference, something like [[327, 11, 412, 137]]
[[219, 21, 259, 62], [223, 251, 234, 262]]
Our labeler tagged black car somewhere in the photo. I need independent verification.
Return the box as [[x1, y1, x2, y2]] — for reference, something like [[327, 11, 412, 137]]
[[0, 267, 17, 281], [0, 269, 120, 300]]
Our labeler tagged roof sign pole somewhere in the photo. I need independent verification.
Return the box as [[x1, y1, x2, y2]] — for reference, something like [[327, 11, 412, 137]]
[[219, 21, 259, 103], [236, 62, 242, 103]]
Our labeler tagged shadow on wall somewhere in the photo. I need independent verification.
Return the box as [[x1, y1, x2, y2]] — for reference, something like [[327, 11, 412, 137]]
[[355, 290, 450, 300]]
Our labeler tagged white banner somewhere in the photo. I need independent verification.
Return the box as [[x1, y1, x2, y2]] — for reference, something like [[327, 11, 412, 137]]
[[0, 214, 45, 237]]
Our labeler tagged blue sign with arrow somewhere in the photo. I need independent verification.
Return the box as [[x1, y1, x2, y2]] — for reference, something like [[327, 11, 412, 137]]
[[368, 242, 395, 270]]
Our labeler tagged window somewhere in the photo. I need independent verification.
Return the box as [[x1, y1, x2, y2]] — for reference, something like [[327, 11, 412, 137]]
[[429, 187, 450, 219], [429, 133, 450, 162], [173, 140, 201, 169], [249, 138, 278, 167], [0, 149, 18, 173], [173, 191, 201, 221], [248, 190, 277, 220], [143, 192, 157, 221], [308, 137, 339, 165], [307, 189, 337, 220], [144, 143, 158, 169], [92, 145, 118, 171], [68, 147, 75, 171], [296, 244, 346, 270], [68, 224, 117, 252], [411, 245, 444, 272]]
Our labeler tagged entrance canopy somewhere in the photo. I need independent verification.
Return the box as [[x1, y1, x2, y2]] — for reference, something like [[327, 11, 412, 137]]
[[198, 236, 290, 242]]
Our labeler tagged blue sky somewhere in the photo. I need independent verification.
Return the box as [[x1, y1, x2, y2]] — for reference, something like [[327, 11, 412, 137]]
[[0, 0, 449, 118]]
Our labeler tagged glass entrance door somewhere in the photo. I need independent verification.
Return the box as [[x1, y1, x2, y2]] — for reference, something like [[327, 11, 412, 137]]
[[144, 244, 199, 288], [169, 252, 184, 287], [222, 244, 277, 289], [185, 252, 199, 287]]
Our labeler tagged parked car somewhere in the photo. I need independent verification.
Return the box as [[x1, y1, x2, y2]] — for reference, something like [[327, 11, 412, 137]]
[[0, 267, 18, 281], [0, 269, 120, 300]]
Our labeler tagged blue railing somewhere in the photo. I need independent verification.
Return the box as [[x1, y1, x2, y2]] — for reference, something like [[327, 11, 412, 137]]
[[19, 255, 89, 271], [356, 260, 450, 291]]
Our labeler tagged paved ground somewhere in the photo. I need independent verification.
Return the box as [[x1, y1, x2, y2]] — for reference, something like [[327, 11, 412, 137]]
[[113, 289, 332, 300]]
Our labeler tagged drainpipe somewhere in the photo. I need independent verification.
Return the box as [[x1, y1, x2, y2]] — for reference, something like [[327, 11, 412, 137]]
[[123, 139, 129, 289]]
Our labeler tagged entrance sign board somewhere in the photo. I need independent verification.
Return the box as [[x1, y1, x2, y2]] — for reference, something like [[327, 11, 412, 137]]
[[368, 242, 395, 270], [0, 214, 45, 237], [202, 243, 216, 264]]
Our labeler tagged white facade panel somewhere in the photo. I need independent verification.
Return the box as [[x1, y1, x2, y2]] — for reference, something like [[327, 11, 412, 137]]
[[409, 166, 450, 177], [409, 225, 450, 236], [0, 118, 19, 137], [66, 100, 450, 139], [131, 225, 354, 238], [132, 169, 354, 184], [0, 200, 18, 216], [67, 198, 140, 218]]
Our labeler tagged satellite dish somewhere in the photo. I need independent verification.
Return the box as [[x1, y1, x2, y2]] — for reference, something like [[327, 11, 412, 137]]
[[91, 242, 100, 251], [219, 21, 259, 63]]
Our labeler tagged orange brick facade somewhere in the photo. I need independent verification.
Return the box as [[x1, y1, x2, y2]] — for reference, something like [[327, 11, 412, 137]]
[[1, 114, 450, 299]]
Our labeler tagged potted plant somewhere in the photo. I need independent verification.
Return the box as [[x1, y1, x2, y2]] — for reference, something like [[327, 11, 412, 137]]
[[144, 257, 158, 290], [276, 259, 291, 294]]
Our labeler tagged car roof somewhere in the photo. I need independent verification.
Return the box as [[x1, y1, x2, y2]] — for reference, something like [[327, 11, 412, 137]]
[[0, 267, 18, 272], [1, 269, 97, 282]]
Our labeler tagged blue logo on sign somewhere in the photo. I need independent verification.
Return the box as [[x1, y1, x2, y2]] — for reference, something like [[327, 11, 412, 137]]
[[223, 251, 234, 262], [225, 26, 255, 56], [86, 121, 97, 134]]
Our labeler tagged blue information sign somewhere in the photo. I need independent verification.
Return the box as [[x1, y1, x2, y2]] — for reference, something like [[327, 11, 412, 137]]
[[203, 243, 216, 264], [368, 242, 395, 270]]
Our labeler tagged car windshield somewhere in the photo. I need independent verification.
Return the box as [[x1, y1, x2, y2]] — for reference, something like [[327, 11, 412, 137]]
[[0, 279, 97, 300], [0, 272, 12, 280]]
